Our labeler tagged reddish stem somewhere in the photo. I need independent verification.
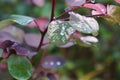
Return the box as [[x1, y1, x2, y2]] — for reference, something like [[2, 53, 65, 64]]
[[56, 6, 82, 19], [37, 0, 56, 51], [31, 0, 56, 79], [50, 0, 56, 21]]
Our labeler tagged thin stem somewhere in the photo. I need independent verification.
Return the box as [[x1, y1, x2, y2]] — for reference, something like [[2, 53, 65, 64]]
[[86, 14, 108, 17], [37, 33, 45, 51], [31, 0, 56, 79], [37, 0, 56, 51], [56, 6, 82, 19], [50, 0, 56, 21]]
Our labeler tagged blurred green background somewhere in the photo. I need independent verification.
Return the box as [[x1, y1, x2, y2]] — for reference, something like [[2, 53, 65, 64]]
[[0, 0, 120, 80]]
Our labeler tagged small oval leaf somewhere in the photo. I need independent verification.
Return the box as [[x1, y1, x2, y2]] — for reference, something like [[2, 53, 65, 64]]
[[41, 55, 65, 69], [7, 54, 32, 80]]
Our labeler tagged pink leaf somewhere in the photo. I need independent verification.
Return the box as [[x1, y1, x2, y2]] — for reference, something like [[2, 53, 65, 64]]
[[84, 3, 106, 15], [115, 0, 120, 4], [66, 0, 86, 6], [35, 17, 49, 32], [32, 0, 45, 7], [29, 17, 49, 32]]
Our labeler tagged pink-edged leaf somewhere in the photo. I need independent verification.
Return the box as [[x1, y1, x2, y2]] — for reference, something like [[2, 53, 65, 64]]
[[24, 33, 49, 48], [66, 0, 86, 6], [84, 3, 106, 15], [12, 44, 37, 56], [41, 55, 65, 69], [32, 0, 45, 7], [115, 0, 120, 4]]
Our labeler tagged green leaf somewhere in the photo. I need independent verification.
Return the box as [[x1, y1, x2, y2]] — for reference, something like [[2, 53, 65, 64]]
[[0, 49, 3, 57], [0, 19, 13, 29], [69, 12, 99, 36], [9, 15, 34, 26], [7, 55, 32, 80], [0, 15, 34, 30], [47, 20, 75, 45]]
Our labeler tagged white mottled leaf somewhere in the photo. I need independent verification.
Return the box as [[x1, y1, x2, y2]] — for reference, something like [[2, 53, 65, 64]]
[[69, 12, 99, 36]]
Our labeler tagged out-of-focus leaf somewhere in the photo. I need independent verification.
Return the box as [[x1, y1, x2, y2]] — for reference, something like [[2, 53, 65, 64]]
[[0, 49, 2, 57], [41, 55, 65, 69], [24, 33, 49, 48], [104, 5, 120, 25], [0, 15, 34, 28], [115, 0, 120, 4], [47, 20, 75, 45], [69, 12, 99, 36], [0, 40, 14, 49], [7, 54, 32, 80], [0, 20, 13, 29], [9, 15, 34, 26], [12, 44, 37, 57], [32, 0, 45, 7], [66, 0, 86, 6], [0, 31, 17, 43], [2, 26, 25, 43], [47, 73, 57, 80]]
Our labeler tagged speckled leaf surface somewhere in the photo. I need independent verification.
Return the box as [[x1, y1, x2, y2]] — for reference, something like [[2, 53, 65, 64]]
[[7, 54, 32, 80], [47, 20, 75, 45]]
